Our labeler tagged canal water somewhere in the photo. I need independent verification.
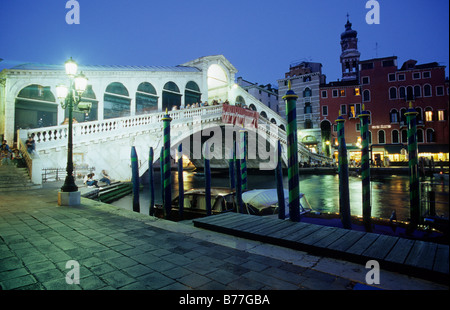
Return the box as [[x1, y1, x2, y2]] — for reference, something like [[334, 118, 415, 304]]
[[111, 170, 449, 221]]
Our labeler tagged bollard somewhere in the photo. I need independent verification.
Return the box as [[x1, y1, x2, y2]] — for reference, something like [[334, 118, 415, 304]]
[[228, 146, 235, 190], [204, 142, 212, 216], [282, 81, 301, 222], [235, 140, 244, 213], [149, 147, 155, 216], [162, 109, 173, 219], [359, 105, 372, 232], [405, 102, 420, 232], [160, 147, 165, 207], [336, 113, 352, 229], [276, 140, 286, 220], [177, 144, 184, 220], [131, 146, 140, 213], [240, 130, 248, 191]]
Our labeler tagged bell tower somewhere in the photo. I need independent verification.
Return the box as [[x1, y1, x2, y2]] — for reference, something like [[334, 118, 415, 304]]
[[340, 15, 360, 81]]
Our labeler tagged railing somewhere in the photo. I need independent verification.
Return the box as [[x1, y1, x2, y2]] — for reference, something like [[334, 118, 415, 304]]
[[19, 103, 331, 169], [20, 105, 224, 151], [41, 166, 96, 183]]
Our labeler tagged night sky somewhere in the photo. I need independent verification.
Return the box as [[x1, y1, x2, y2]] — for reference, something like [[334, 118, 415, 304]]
[[1, 0, 448, 86]]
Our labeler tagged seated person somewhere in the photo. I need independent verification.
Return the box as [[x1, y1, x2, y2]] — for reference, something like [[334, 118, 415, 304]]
[[85, 173, 99, 188], [99, 170, 111, 186]]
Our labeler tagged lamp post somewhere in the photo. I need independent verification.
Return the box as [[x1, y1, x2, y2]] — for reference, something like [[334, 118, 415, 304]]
[[56, 57, 90, 206]]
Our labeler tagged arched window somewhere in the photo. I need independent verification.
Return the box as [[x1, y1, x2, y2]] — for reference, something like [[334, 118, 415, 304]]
[[426, 129, 435, 142], [70, 85, 98, 122], [270, 118, 277, 124], [378, 130, 385, 144], [363, 89, 370, 102], [399, 86, 406, 99], [401, 130, 408, 143], [425, 107, 433, 122], [417, 129, 424, 143], [104, 82, 131, 119], [304, 102, 312, 114], [415, 107, 423, 123], [136, 82, 158, 115], [406, 86, 414, 101], [424, 84, 432, 97], [389, 87, 397, 99], [400, 108, 407, 124], [260, 111, 268, 119], [236, 96, 245, 106], [249, 104, 257, 111], [279, 124, 286, 131], [185, 81, 201, 107], [303, 87, 312, 97], [414, 85, 421, 98], [15, 84, 57, 138], [392, 130, 399, 144], [304, 119, 313, 129], [390, 109, 399, 123], [162, 81, 181, 111]]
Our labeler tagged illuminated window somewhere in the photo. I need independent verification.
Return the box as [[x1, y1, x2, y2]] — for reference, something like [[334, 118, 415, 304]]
[[438, 110, 445, 121], [425, 108, 433, 122], [348, 105, 355, 118], [340, 89, 345, 97], [354, 88, 360, 96]]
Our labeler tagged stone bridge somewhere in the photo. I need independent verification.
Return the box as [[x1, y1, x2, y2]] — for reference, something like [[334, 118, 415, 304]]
[[19, 102, 331, 184]]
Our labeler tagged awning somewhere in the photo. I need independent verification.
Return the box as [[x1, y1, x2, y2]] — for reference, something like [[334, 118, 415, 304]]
[[418, 144, 449, 153], [384, 144, 407, 154]]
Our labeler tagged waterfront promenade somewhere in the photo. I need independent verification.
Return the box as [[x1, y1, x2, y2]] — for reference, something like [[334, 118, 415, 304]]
[[0, 181, 448, 292]]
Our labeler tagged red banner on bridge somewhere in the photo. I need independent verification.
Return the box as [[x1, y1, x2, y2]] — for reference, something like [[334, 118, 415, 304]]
[[222, 104, 259, 129]]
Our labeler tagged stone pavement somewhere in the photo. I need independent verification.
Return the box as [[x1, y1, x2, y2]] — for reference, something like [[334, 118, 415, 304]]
[[0, 183, 448, 293]]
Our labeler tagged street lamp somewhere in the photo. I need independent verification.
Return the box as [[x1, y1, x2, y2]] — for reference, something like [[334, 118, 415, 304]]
[[56, 57, 90, 204]]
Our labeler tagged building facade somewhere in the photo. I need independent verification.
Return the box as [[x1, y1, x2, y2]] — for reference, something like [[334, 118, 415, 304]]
[[319, 19, 449, 165], [236, 77, 279, 115], [277, 61, 326, 154]]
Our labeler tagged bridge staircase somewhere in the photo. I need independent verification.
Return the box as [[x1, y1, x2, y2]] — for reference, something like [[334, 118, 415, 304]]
[[0, 164, 42, 192]]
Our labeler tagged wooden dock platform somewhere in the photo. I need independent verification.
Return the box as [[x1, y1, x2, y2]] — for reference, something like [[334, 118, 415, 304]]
[[193, 212, 449, 284]]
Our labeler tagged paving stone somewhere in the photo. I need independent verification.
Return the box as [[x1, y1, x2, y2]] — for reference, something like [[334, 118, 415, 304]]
[[100, 270, 136, 288], [137, 271, 176, 289], [177, 273, 211, 289], [0, 274, 37, 290]]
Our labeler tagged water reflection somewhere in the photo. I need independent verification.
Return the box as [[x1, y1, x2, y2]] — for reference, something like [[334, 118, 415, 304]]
[[111, 171, 449, 221]]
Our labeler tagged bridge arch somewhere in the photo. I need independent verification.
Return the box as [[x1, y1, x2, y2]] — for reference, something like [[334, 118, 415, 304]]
[[162, 81, 181, 111], [14, 84, 57, 139], [104, 82, 131, 119], [185, 81, 201, 106], [136, 82, 158, 115]]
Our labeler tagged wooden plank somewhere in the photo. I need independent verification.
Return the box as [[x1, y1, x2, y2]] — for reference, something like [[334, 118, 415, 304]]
[[299, 226, 339, 246], [384, 238, 415, 265], [231, 216, 273, 231], [194, 212, 240, 225], [433, 244, 449, 274], [290, 224, 325, 242], [404, 240, 437, 271], [254, 220, 293, 237], [270, 222, 303, 239], [314, 228, 349, 248], [327, 230, 366, 252], [222, 215, 264, 229], [282, 223, 315, 241], [249, 219, 286, 234], [346, 233, 379, 256], [361, 235, 399, 260]]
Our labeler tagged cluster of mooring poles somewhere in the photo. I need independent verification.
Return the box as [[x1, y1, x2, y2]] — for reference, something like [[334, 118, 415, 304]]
[[129, 93, 421, 233]]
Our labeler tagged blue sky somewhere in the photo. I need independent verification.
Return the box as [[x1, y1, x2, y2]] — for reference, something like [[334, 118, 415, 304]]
[[1, 0, 448, 87]]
